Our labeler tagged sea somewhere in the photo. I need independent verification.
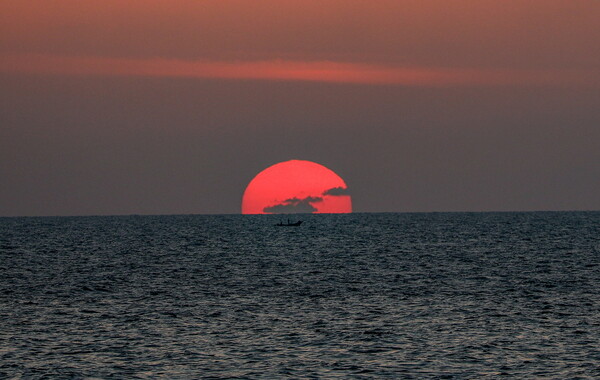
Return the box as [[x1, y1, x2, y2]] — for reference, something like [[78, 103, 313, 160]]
[[1, 212, 599, 378]]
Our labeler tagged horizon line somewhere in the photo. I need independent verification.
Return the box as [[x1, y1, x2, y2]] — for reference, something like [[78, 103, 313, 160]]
[[1, 210, 598, 218]]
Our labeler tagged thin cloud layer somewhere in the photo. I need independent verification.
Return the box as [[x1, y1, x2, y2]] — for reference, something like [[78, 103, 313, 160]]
[[1, 54, 599, 87], [263, 196, 323, 214], [323, 186, 350, 196]]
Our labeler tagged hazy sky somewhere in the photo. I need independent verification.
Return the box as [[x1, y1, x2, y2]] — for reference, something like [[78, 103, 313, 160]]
[[1, 0, 599, 216]]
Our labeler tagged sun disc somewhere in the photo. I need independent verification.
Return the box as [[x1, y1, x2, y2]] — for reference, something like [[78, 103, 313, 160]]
[[242, 160, 351, 214]]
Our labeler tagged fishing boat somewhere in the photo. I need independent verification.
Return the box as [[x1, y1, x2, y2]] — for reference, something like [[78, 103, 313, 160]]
[[275, 220, 303, 226]]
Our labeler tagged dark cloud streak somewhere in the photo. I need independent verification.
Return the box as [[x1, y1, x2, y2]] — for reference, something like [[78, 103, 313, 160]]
[[263, 196, 323, 214], [323, 186, 350, 196]]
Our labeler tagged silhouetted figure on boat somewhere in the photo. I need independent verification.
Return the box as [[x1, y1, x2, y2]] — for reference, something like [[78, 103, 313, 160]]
[[275, 219, 303, 226]]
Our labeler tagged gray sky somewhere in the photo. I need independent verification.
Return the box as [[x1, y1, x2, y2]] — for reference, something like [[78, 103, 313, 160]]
[[1, 1, 599, 215]]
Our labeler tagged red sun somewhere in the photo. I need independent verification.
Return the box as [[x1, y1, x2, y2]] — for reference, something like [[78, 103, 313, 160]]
[[242, 160, 352, 214]]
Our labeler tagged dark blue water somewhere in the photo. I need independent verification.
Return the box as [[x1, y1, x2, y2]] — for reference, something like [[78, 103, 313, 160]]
[[1, 212, 599, 378]]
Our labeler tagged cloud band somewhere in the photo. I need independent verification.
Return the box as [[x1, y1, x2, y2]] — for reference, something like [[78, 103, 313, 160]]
[[2, 54, 598, 87]]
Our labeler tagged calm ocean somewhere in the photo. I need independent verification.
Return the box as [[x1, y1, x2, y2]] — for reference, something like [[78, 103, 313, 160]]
[[1, 212, 599, 378]]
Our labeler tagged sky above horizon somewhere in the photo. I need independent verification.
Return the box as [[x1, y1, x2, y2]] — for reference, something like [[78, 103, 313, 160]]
[[1, 0, 599, 216]]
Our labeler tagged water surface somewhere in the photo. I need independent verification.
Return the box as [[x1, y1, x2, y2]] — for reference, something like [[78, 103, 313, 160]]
[[1, 212, 599, 378]]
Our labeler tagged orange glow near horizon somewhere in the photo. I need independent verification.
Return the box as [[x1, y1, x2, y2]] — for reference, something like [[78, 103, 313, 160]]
[[242, 160, 352, 214], [1, 54, 599, 87]]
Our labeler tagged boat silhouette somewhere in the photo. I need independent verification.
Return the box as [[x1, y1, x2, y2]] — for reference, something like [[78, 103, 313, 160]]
[[275, 219, 303, 227]]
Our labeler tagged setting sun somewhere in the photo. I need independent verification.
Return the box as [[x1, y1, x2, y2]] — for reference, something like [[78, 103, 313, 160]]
[[242, 160, 352, 214]]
